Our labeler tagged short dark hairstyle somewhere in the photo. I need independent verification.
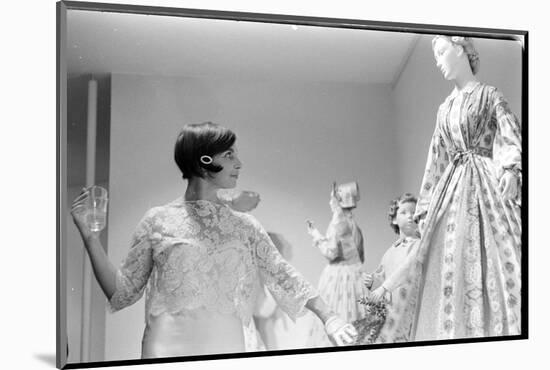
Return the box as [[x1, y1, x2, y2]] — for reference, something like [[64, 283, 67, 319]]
[[174, 122, 237, 179], [388, 193, 418, 234]]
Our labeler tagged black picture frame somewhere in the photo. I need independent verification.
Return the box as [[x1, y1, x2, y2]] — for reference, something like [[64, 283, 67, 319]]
[[57, 1, 528, 369]]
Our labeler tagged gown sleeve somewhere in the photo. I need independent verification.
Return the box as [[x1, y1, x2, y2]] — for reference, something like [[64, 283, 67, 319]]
[[310, 222, 342, 262], [108, 209, 156, 312], [248, 216, 318, 321], [491, 88, 522, 203], [414, 111, 450, 222]]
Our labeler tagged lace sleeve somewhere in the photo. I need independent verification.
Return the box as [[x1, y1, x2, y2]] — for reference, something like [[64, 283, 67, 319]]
[[249, 216, 318, 321], [108, 209, 155, 312]]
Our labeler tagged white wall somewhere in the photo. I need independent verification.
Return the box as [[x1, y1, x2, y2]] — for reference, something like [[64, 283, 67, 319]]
[[393, 35, 523, 193], [105, 74, 399, 360]]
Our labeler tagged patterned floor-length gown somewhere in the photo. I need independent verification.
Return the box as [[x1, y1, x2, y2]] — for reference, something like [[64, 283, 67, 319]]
[[378, 82, 522, 342]]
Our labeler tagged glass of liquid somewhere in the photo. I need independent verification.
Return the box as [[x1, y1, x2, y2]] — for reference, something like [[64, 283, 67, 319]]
[[86, 185, 108, 232]]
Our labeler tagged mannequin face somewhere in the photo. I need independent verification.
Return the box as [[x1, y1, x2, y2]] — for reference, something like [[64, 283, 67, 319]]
[[433, 37, 463, 80], [393, 201, 417, 237]]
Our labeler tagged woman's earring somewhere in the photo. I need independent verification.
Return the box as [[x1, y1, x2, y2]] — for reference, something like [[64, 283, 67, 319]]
[[200, 155, 213, 165]]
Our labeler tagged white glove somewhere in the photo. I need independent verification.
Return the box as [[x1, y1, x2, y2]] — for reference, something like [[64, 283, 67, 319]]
[[324, 315, 358, 346]]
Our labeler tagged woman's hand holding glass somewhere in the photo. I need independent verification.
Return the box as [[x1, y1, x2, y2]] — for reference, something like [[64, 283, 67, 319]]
[[71, 186, 108, 240]]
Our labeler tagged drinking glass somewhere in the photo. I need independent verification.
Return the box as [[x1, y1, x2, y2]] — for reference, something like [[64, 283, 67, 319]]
[[86, 185, 108, 232]]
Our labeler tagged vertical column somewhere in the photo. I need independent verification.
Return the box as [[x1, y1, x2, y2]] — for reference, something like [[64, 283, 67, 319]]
[[80, 78, 98, 362]]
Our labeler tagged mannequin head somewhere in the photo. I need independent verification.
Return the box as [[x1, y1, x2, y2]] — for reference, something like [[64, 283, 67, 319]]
[[388, 193, 418, 236], [432, 36, 479, 80]]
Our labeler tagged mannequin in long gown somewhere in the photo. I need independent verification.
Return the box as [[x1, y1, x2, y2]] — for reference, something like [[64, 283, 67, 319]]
[[373, 36, 522, 342], [306, 183, 369, 347]]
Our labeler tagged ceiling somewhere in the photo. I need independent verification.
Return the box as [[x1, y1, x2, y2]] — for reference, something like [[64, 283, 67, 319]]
[[67, 10, 419, 85]]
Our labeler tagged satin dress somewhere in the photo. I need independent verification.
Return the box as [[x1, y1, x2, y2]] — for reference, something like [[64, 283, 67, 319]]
[[108, 198, 317, 358]]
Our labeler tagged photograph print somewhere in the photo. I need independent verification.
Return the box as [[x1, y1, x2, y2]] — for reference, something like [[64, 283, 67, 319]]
[[57, 1, 527, 368]]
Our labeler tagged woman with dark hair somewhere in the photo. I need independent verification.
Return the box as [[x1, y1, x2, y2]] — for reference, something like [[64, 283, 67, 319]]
[[71, 122, 357, 358], [374, 36, 522, 342]]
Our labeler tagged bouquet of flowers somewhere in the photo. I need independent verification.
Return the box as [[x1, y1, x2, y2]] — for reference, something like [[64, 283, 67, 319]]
[[352, 297, 387, 344]]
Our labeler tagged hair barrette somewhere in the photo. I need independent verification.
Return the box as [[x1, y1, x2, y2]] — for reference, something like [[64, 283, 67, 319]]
[[200, 155, 213, 165]]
